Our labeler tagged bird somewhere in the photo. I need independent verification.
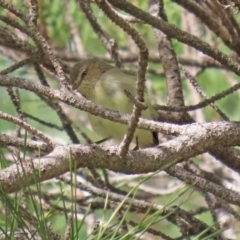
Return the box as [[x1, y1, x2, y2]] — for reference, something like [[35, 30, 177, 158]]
[[69, 58, 159, 148]]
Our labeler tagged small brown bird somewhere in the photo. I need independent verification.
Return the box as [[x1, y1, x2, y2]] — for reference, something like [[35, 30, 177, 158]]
[[70, 58, 159, 148]]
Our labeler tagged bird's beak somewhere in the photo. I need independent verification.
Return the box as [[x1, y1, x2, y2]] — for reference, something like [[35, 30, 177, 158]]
[[72, 79, 82, 90], [72, 83, 78, 90]]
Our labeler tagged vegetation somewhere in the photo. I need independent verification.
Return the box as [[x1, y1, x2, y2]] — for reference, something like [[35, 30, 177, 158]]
[[0, 0, 240, 239]]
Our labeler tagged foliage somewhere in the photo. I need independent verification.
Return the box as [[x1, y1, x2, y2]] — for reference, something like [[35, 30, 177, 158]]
[[0, 0, 240, 239]]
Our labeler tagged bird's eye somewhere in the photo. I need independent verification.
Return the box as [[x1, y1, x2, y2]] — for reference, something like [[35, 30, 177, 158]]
[[81, 70, 87, 79]]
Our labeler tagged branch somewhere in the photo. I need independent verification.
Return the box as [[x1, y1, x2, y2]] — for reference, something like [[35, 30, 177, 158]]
[[107, 0, 240, 76], [0, 74, 181, 136], [1, 121, 240, 194]]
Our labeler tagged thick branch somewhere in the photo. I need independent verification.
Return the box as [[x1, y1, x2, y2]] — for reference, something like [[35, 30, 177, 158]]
[[1, 121, 240, 194]]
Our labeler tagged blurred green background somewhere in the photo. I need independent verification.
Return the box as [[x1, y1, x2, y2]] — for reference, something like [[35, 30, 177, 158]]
[[0, 0, 239, 239]]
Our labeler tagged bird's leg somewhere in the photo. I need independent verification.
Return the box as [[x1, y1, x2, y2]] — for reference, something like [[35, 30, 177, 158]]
[[132, 136, 139, 151]]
